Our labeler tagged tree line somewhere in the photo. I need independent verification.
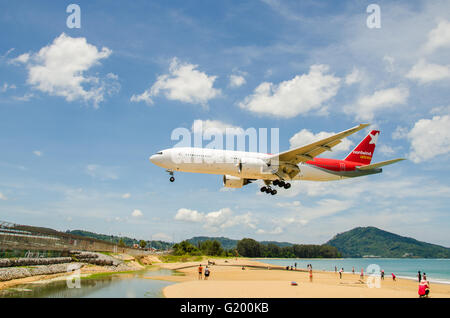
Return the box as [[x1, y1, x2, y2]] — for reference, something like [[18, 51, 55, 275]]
[[171, 240, 235, 257], [236, 238, 341, 258], [171, 238, 341, 258]]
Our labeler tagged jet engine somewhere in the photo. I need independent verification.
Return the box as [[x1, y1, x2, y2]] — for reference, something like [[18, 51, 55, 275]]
[[238, 157, 267, 176], [223, 175, 251, 188]]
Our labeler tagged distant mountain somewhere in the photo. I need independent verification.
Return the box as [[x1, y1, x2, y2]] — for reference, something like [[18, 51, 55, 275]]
[[327, 226, 450, 258], [66, 230, 173, 250], [187, 236, 294, 250]]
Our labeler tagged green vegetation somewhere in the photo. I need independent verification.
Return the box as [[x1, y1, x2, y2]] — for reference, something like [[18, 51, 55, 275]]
[[171, 240, 235, 257], [187, 236, 294, 250], [66, 230, 173, 250], [327, 226, 450, 258], [236, 238, 341, 258]]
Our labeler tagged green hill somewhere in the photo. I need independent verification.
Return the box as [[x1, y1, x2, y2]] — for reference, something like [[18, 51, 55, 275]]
[[326, 226, 450, 258], [66, 230, 173, 250]]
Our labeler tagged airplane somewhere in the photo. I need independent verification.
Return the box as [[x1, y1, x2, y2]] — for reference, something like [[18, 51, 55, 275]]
[[149, 124, 405, 195]]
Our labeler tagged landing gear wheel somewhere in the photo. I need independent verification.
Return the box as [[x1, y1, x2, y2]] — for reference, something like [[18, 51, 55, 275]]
[[271, 189, 277, 195], [169, 176, 175, 182], [260, 186, 267, 192], [279, 181, 286, 188], [284, 183, 291, 189], [273, 180, 279, 186], [265, 187, 272, 194]]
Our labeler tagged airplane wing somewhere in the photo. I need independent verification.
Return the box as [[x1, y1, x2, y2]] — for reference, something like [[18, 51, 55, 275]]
[[356, 158, 405, 170], [271, 124, 370, 165]]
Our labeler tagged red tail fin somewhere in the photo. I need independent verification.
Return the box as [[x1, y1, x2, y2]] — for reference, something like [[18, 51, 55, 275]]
[[344, 130, 379, 164]]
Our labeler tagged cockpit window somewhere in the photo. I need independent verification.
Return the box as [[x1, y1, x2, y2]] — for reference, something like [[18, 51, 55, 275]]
[[155, 152, 163, 155]]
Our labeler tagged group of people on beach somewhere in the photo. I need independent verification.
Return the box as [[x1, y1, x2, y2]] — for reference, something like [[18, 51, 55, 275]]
[[197, 264, 211, 280]]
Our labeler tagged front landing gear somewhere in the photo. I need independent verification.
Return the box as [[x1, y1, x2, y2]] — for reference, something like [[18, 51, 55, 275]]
[[167, 170, 175, 182]]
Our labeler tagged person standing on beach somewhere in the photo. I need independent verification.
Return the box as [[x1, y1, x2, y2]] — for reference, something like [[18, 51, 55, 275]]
[[360, 268, 364, 280], [309, 268, 313, 283], [352, 267, 355, 275], [423, 272, 427, 281], [198, 264, 203, 280], [381, 269, 385, 280], [204, 266, 210, 280], [391, 273, 396, 281], [418, 279, 430, 298], [417, 271, 422, 282], [339, 268, 343, 279]]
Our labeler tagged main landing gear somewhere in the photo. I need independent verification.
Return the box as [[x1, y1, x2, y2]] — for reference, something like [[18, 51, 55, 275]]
[[273, 179, 291, 189], [260, 179, 291, 195], [260, 186, 277, 195]]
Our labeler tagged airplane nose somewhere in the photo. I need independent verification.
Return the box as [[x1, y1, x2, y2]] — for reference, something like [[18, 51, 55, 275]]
[[149, 155, 157, 164]]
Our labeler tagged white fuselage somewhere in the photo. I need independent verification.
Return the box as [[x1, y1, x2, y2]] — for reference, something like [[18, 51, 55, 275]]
[[149, 147, 343, 181]]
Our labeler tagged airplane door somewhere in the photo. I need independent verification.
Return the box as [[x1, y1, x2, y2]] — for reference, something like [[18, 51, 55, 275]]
[[340, 162, 345, 171]]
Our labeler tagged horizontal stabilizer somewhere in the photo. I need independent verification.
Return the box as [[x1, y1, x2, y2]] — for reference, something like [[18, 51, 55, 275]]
[[357, 158, 405, 170]]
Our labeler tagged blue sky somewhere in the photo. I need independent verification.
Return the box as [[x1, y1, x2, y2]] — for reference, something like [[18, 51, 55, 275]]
[[1, 0, 450, 246]]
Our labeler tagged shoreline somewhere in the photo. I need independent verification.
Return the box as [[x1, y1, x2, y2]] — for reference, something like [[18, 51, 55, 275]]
[[150, 258, 450, 298], [252, 258, 450, 285]]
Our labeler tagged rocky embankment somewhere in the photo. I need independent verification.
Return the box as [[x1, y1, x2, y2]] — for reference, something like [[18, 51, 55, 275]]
[[0, 251, 145, 283], [0, 263, 82, 282]]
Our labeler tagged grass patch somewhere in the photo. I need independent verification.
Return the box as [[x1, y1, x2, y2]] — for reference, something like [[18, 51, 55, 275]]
[[159, 255, 205, 263]]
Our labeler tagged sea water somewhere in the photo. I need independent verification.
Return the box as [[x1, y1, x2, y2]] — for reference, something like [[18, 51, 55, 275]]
[[254, 258, 450, 284]]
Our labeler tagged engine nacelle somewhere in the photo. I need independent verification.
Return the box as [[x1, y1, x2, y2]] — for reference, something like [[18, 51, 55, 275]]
[[239, 157, 266, 176], [223, 175, 250, 188]]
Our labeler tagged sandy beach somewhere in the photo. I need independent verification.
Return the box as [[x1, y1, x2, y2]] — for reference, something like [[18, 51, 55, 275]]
[[149, 258, 450, 298]]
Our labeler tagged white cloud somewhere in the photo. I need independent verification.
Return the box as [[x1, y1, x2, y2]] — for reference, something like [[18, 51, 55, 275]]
[[174, 207, 256, 232], [238, 64, 340, 118], [9, 53, 30, 64], [191, 119, 243, 135], [256, 226, 283, 235], [229, 74, 246, 88], [289, 129, 354, 153], [278, 199, 354, 226], [33, 150, 43, 157], [1, 83, 17, 93], [131, 58, 221, 107], [423, 19, 450, 54], [345, 67, 363, 85], [175, 208, 204, 222], [152, 232, 172, 241], [13, 33, 115, 108], [131, 209, 143, 218], [85, 164, 119, 180], [347, 86, 409, 121], [130, 90, 153, 105], [406, 115, 450, 163], [0, 192, 7, 201], [378, 144, 396, 156], [406, 59, 450, 84], [122, 193, 131, 199]]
